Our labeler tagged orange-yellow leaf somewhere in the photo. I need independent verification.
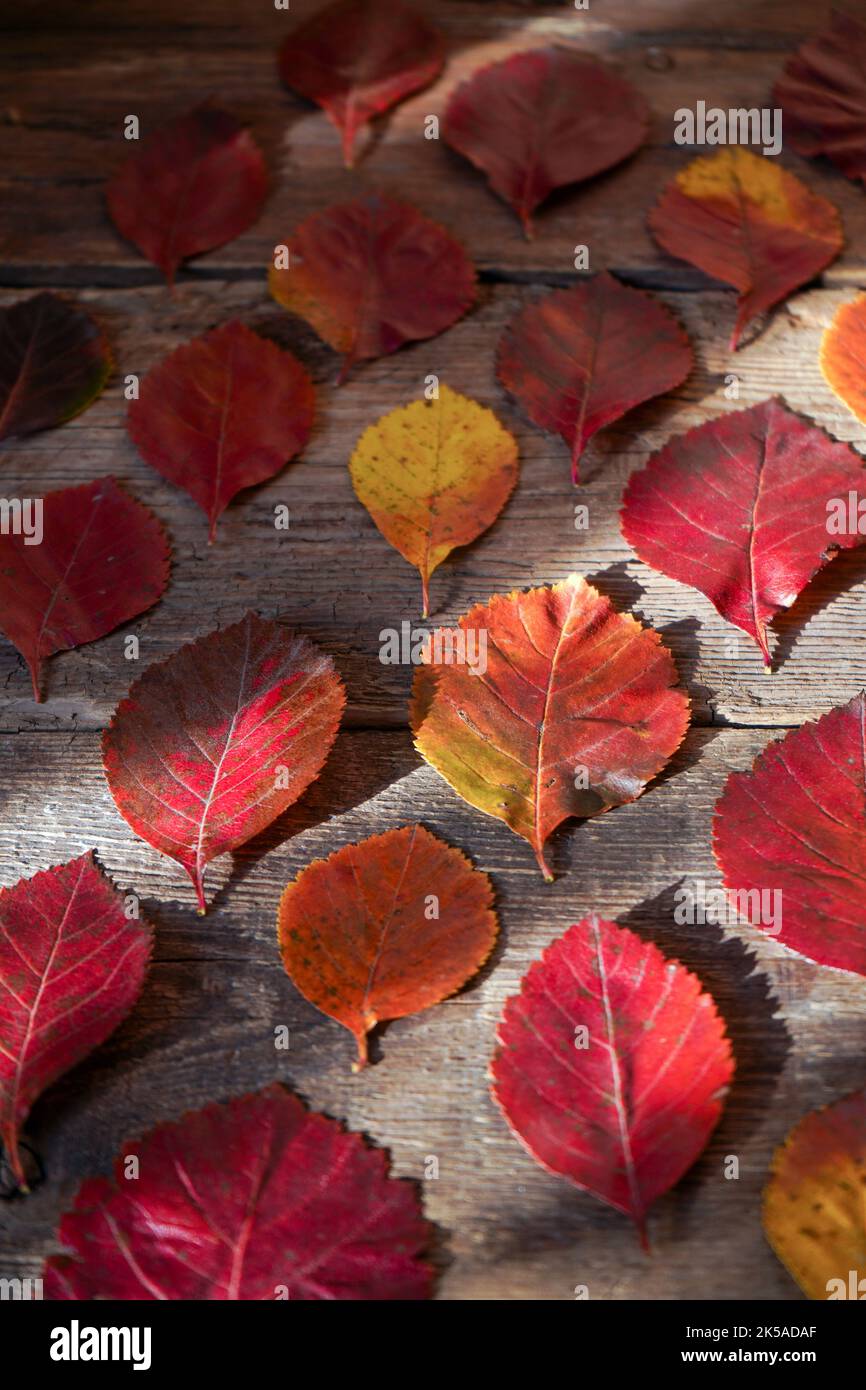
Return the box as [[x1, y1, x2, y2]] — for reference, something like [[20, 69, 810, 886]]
[[349, 385, 518, 617], [763, 1088, 866, 1301], [820, 293, 866, 426], [277, 824, 496, 1070]]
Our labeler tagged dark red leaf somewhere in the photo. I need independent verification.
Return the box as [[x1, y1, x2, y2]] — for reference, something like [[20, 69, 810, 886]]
[[106, 105, 268, 285], [127, 321, 315, 541], [0, 477, 170, 702], [773, 10, 866, 185], [491, 914, 733, 1246], [443, 47, 649, 236], [103, 613, 345, 913], [269, 194, 476, 378], [44, 1084, 432, 1299], [621, 398, 866, 667], [0, 293, 111, 441], [497, 272, 692, 483], [278, 0, 443, 168], [0, 853, 152, 1192], [714, 693, 866, 977]]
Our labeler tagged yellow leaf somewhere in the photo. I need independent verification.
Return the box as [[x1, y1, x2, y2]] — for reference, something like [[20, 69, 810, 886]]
[[348, 384, 518, 616], [820, 293, 866, 426]]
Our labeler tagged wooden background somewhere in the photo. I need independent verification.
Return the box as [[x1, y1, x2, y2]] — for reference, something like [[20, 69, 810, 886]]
[[2, 0, 865, 1300]]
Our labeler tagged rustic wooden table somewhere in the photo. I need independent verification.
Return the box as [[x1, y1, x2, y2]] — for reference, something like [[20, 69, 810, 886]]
[[2, 0, 865, 1300]]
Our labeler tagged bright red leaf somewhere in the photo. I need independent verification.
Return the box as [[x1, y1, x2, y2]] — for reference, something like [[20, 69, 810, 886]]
[[497, 272, 692, 483], [714, 693, 866, 977], [103, 613, 345, 913], [0, 477, 170, 702], [269, 195, 476, 378], [44, 1084, 432, 1299], [492, 914, 734, 1246], [774, 10, 866, 186], [621, 398, 866, 667], [0, 853, 151, 1192], [127, 321, 315, 542], [106, 105, 268, 285], [278, 0, 443, 168], [0, 293, 111, 441], [443, 47, 649, 237]]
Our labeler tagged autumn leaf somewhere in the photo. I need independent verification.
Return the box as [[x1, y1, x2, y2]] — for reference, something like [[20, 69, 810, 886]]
[[106, 104, 268, 286], [774, 10, 866, 186], [278, 0, 443, 168], [621, 399, 866, 668], [0, 853, 151, 1193], [411, 575, 689, 880], [349, 385, 518, 617], [0, 293, 111, 442], [648, 148, 843, 349], [820, 293, 866, 426], [103, 613, 345, 913], [268, 195, 476, 379], [763, 1087, 866, 1300], [278, 824, 496, 1070], [0, 477, 170, 702], [44, 1084, 432, 1299], [127, 321, 315, 542], [491, 914, 733, 1247], [442, 47, 649, 237], [496, 272, 692, 483], [713, 693, 866, 977]]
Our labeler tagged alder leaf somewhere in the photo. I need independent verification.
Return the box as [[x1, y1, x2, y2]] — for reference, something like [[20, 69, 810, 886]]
[[278, 0, 443, 168], [442, 46, 649, 237], [621, 398, 866, 668], [648, 148, 843, 349], [278, 824, 497, 1070], [763, 1087, 866, 1301], [496, 272, 692, 483], [0, 853, 152, 1193], [268, 195, 476, 379], [0, 293, 111, 442], [349, 384, 518, 617], [774, 10, 866, 186], [491, 914, 733, 1247], [713, 693, 866, 976], [820, 292, 866, 426], [127, 321, 315, 542], [410, 575, 689, 880], [44, 1083, 432, 1299], [103, 613, 345, 913], [0, 477, 170, 702], [106, 104, 268, 286]]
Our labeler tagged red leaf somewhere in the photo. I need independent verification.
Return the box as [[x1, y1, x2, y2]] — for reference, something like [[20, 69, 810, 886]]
[[278, 0, 443, 168], [714, 693, 866, 977], [44, 1084, 432, 1299], [103, 613, 345, 913], [278, 824, 497, 1070], [497, 272, 691, 483], [774, 10, 866, 186], [0, 853, 152, 1192], [621, 399, 866, 668], [0, 477, 170, 702], [127, 321, 315, 542], [443, 47, 649, 237], [106, 105, 268, 286], [491, 914, 733, 1246], [648, 148, 843, 349], [0, 293, 111, 441], [269, 194, 476, 378]]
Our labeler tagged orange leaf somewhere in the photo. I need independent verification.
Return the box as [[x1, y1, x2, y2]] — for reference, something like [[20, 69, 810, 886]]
[[820, 293, 866, 426], [277, 824, 496, 1071]]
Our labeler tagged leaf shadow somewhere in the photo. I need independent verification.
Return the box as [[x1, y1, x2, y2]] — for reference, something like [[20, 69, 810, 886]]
[[770, 542, 866, 673]]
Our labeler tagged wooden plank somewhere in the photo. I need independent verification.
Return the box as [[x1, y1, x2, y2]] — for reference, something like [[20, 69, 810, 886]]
[[0, 281, 864, 732], [4, 1, 866, 283], [1, 726, 863, 1299]]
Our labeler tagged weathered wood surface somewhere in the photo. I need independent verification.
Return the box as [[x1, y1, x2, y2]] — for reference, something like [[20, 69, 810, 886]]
[[1, 0, 865, 1302]]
